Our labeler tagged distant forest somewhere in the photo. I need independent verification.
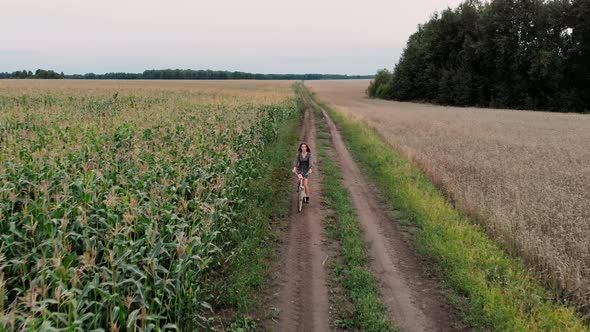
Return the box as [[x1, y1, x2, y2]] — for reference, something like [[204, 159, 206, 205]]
[[0, 69, 372, 80], [0, 69, 65, 79], [368, 0, 590, 113]]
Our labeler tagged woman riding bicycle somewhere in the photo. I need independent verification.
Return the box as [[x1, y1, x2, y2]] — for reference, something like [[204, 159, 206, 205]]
[[292, 142, 313, 203]]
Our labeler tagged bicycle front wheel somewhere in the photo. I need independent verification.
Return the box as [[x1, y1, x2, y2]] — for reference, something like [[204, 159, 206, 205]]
[[298, 187, 304, 212]]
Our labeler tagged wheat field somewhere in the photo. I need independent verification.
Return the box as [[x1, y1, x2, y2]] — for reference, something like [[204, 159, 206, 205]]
[[307, 79, 590, 311]]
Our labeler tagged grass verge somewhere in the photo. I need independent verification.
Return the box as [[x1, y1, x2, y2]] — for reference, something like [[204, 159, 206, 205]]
[[305, 85, 395, 332], [310, 92, 589, 331], [210, 95, 302, 330]]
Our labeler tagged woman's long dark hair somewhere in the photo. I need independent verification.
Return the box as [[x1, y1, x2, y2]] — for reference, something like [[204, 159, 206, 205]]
[[298, 142, 311, 153]]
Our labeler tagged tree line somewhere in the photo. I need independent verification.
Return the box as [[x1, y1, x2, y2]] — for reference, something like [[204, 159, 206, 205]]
[[368, 0, 589, 113], [0, 69, 65, 79], [1, 68, 372, 80], [70, 69, 372, 80]]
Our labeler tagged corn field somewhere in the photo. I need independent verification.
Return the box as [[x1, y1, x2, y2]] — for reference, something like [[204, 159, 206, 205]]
[[0, 80, 296, 330]]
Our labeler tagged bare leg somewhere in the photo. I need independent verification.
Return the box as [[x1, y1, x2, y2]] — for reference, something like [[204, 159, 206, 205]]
[[303, 178, 310, 198]]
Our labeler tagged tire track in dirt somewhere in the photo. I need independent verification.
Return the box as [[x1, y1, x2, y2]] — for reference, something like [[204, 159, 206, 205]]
[[320, 108, 464, 332], [267, 107, 333, 331]]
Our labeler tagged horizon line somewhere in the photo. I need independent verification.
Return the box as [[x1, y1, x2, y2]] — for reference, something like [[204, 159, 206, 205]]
[[1, 67, 376, 77]]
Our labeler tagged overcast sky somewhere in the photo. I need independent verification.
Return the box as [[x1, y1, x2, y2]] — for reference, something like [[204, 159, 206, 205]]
[[1, 0, 464, 75]]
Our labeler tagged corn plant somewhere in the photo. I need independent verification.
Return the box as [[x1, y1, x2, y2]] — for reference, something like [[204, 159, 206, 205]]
[[0, 81, 296, 331]]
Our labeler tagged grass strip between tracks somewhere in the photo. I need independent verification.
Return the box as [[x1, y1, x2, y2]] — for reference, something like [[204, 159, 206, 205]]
[[309, 90, 589, 331], [211, 91, 302, 330], [308, 87, 396, 332]]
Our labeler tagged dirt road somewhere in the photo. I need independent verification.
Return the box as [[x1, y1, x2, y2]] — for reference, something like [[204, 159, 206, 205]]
[[268, 107, 333, 332]]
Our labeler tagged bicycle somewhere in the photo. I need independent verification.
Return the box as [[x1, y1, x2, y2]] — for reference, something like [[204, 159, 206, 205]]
[[297, 176, 308, 213]]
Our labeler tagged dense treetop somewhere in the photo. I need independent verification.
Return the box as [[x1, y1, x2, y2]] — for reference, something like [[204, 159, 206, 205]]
[[0, 69, 65, 79], [368, 0, 589, 113]]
